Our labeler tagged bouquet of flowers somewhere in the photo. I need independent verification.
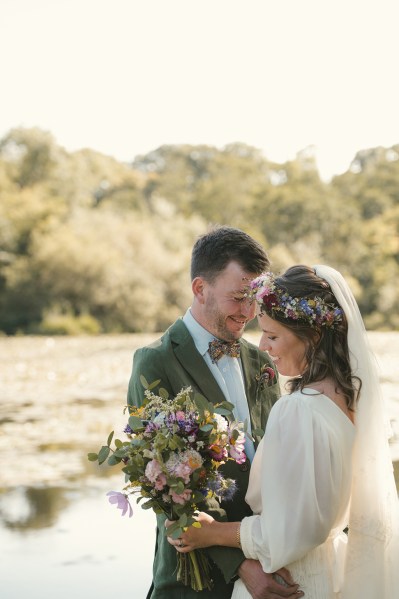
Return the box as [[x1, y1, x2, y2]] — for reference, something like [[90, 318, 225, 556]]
[[88, 377, 247, 592]]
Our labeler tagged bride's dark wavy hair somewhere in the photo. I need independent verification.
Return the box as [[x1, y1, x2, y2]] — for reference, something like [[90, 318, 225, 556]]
[[270, 265, 361, 410]]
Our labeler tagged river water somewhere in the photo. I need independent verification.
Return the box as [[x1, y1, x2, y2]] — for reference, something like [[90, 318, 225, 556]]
[[0, 333, 398, 599]]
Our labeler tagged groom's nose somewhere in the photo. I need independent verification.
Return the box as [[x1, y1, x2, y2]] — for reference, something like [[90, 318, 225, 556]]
[[240, 298, 256, 319]]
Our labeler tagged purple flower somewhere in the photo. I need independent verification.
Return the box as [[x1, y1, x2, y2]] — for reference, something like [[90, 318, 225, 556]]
[[228, 427, 247, 464], [106, 491, 133, 517], [123, 424, 133, 434], [208, 444, 228, 462], [229, 441, 247, 464], [222, 479, 238, 501], [144, 421, 160, 435], [208, 473, 224, 495], [208, 473, 238, 501]]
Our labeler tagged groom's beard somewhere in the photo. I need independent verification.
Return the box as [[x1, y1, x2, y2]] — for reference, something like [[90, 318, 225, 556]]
[[203, 293, 246, 342]]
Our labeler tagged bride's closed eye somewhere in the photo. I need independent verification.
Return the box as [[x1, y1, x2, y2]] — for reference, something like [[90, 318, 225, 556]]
[[262, 332, 277, 340]]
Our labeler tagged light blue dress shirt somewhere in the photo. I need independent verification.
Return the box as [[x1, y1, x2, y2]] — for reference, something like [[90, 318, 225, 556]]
[[183, 308, 255, 461]]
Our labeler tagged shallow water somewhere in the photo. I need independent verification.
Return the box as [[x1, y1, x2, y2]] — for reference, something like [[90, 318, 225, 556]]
[[0, 333, 398, 599]]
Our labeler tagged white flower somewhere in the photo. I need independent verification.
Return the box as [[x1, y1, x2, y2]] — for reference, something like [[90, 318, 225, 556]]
[[153, 412, 166, 425], [213, 413, 228, 432]]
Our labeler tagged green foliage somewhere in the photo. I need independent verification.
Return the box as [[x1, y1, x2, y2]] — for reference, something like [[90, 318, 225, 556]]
[[1, 126, 398, 333], [31, 311, 101, 335]]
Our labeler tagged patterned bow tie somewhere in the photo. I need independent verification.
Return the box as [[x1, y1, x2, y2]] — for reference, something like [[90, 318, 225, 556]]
[[208, 339, 241, 363]]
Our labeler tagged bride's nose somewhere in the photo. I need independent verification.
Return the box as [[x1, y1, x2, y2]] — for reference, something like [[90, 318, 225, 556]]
[[259, 333, 270, 352]]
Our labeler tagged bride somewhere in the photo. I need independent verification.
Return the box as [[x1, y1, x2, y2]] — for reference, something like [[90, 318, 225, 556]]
[[167, 265, 399, 599]]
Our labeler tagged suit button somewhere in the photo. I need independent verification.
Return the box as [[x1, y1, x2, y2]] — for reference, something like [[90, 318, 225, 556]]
[[240, 461, 249, 472]]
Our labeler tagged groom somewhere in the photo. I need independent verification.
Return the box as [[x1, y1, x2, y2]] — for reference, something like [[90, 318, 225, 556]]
[[127, 226, 300, 599]]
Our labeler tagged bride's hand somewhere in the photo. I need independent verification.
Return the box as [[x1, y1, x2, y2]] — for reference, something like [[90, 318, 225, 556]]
[[166, 512, 216, 552]]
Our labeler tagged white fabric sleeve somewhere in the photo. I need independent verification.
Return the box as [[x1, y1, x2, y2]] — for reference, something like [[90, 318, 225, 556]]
[[239, 393, 346, 573]]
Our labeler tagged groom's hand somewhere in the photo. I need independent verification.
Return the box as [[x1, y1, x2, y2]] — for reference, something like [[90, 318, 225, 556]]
[[238, 559, 304, 599]]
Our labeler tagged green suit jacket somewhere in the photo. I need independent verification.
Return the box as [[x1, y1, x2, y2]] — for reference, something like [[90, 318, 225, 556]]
[[127, 318, 280, 599]]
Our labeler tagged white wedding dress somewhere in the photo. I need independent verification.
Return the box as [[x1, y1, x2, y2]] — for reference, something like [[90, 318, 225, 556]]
[[232, 266, 399, 598], [232, 389, 356, 599]]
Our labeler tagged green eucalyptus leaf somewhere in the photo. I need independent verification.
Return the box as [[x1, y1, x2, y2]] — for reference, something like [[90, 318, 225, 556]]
[[194, 393, 212, 416], [192, 490, 206, 504], [148, 379, 161, 390], [219, 401, 235, 411], [107, 431, 114, 446], [171, 527, 183, 539], [214, 407, 232, 417], [200, 423, 213, 432], [172, 481, 185, 494], [107, 454, 121, 466], [231, 428, 239, 440], [158, 387, 169, 399], [168, 434, 185, 451], [153, 506, 164, 514], [179, 513, 188, 527], [113, 448, 128, 458], [87, 452, 98, 462], [128, 415, 144, 431], [166, 523, 183, 539], [98, 445, 110, 465], [140, 374, 149, 389]]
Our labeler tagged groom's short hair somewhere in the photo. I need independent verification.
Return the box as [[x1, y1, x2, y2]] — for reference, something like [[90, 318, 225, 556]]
[[191, 225, 269, 282]]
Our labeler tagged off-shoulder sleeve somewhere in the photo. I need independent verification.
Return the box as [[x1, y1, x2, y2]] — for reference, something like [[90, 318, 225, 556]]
[[240, 393, 347, 573]]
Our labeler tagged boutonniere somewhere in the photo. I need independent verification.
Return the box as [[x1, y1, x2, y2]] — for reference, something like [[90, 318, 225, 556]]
[[256, 365, 275, 391]]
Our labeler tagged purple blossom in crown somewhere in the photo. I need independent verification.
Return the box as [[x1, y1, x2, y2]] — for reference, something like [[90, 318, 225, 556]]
[[248, 272, 343, 330]]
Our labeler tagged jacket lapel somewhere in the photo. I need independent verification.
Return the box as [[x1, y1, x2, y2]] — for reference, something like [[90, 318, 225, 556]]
[[240, 338, 260, 407], [240, 338, 263, 446], [170, 320, 227, 405]]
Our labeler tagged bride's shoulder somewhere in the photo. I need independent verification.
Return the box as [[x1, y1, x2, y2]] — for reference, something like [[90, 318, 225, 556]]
[[303, 379, 355, 424], [270, 389, 313, 417]]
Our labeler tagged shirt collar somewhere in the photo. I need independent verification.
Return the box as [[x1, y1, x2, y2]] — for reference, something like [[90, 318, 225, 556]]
[[183, 308, 215, 356]]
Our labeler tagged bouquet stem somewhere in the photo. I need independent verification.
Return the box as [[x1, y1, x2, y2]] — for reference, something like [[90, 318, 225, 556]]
[[177, 550, 213, 591]]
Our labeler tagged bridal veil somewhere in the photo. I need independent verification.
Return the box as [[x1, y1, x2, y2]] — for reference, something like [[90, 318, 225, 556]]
[[314, 265, 399, 598]]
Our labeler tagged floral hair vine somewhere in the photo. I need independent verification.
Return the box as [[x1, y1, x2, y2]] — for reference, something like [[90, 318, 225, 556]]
[[247, 272, 343, 329]]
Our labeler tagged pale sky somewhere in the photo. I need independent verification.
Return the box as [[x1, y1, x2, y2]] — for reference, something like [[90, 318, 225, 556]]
[[1, 0, 398, 181]]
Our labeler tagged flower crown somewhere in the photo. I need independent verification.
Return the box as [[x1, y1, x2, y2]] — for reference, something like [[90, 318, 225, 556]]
[[248, 272, 343, 329]]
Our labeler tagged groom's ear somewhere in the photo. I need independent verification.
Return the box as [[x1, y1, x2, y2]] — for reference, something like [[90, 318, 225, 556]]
[[192, 277, 206, 304]]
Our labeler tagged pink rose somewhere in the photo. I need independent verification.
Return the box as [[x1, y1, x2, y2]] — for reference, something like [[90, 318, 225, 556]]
[[145, 459, 163, 483], [169, 488, 192, 505]]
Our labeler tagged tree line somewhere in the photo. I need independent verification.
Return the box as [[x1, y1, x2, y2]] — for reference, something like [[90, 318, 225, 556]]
[[0, 127, 398, 334]]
